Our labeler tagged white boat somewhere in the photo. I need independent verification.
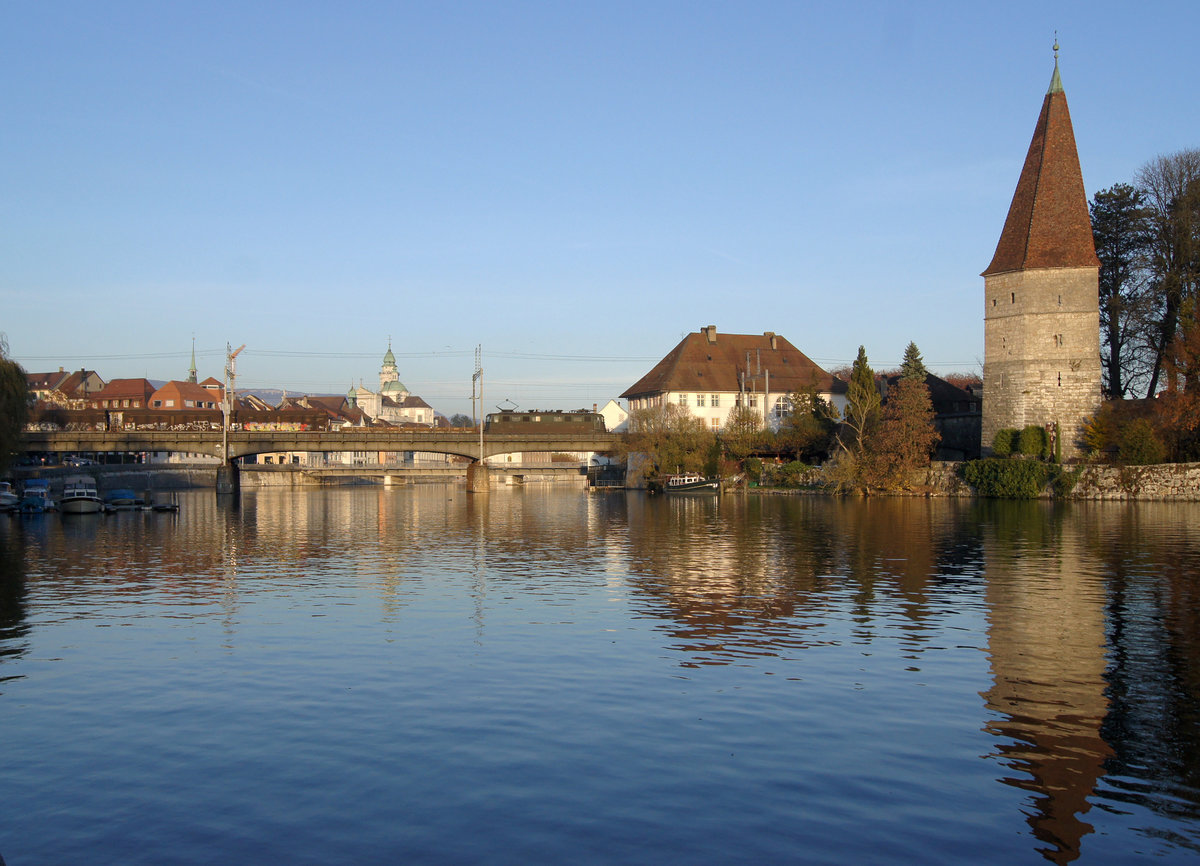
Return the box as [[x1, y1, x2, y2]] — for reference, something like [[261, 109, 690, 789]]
[[0, 481, 18, 512], [60, 476, 104, 514], [662, 472, 720, 493]]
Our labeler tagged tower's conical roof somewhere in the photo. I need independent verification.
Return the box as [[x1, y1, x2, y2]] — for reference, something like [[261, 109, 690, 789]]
[[982, 52, 1099, 276]]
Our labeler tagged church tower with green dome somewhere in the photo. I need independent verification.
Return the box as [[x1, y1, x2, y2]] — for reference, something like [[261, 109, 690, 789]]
[[379, 341, 409, 401]]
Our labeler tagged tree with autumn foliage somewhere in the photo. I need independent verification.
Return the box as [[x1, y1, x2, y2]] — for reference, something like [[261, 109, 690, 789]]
[[1156, 297, 1200, 459], [618, 401, 716, 483], [857, 344, 940, 491]]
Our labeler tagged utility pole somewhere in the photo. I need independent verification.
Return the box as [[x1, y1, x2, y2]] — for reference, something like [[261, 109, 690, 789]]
[[473, 345, 484, 459], [222, 343, 246, 466], [468, 344, 488, 493]]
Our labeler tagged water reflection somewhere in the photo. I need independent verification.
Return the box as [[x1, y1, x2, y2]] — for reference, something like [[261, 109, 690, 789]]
[[1, 488, 1198, 862], [620, 495, 984, 666], [978, 501, 1112, 864], [0, 521, 29, 684]]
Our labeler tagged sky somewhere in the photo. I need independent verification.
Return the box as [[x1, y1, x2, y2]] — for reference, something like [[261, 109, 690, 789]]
[[3, 2, 1199, 418]]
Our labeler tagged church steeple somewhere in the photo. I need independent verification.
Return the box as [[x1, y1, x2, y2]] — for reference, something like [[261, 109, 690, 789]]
[[187, 338, 198, 384], [982, 42, 1098, 276]]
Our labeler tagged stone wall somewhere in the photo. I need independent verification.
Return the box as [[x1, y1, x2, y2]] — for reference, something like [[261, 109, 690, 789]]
[[1070, 462, 1200, 501]]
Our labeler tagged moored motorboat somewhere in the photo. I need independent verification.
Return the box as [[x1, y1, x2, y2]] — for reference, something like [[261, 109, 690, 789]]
[[104, 488, 145, 512], [60, 476, 105, 514], [0, 481, 18, 512], [662, 472, 720, 493], [19, 479, 56, 512]]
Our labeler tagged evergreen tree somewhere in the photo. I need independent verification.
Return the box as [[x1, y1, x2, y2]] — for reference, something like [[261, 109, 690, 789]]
[[778, 385, 838, 463], [1090, 183, 1155, 398], [899, 342, 928, 382], [840, 346, 880, 452]]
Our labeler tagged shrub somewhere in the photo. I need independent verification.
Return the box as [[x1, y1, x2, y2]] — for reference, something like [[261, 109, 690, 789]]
[[960, 458, 1051, 498], [776, 460, 814, 488], [1117, 419, 1166, 466], [743, 457, 763, 483], [991, 428, 1018, 457], [1017, 425, 1049, 458]]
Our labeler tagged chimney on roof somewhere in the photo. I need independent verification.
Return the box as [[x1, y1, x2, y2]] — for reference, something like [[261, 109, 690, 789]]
[[703, 325, 717, 344], [764, 331, 777, 350]]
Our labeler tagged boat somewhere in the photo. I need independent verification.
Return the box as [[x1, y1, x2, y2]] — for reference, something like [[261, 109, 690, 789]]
[[662, 472, 720, 493], [0, 481, 18, 512], [104, 488, 146, 512], [19, 479, 56, 512], [60, 475, 104, 514]]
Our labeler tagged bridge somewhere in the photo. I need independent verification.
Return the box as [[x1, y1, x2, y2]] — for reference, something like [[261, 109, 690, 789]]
[[22, 429, 621, 463]]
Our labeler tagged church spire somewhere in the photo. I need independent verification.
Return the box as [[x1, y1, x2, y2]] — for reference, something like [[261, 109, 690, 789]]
[[188, 337, 198, 384], [982, 40, 1098, 276]]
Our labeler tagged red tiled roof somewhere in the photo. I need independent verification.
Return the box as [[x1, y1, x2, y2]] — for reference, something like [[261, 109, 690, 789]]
[[983, 63, 1099, 276], [92, 378, 156, 401], [150, 380, 224, 408], [621, 328, 844, 398]]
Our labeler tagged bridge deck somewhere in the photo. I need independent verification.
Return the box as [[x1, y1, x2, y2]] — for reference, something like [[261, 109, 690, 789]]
[[23, 429, 620, 462]]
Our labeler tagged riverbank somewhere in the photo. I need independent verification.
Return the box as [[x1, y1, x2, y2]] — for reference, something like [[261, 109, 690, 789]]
[[741, 460, 1200, 501]]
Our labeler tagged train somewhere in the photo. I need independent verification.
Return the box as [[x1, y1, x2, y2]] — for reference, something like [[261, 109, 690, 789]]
[[483, 410, 606, 434]]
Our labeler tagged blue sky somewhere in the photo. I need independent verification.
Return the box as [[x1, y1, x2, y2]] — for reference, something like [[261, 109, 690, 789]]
[[3, 2, 1198, 417]]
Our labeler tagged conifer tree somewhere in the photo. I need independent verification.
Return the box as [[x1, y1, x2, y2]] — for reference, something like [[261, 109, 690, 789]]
[[900, 342, 928, 382], [841, 345, 880, 452]]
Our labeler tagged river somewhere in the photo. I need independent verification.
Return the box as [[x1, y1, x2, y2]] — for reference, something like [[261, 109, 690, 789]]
[[1, 486, 1198, 864]]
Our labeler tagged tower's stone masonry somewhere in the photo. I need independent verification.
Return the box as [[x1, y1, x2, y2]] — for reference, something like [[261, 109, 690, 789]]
[[983, 267, 1100, 454]]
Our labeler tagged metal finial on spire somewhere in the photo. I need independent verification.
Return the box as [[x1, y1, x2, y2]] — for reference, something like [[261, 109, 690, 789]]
[[1047, 33, 1063, 95]]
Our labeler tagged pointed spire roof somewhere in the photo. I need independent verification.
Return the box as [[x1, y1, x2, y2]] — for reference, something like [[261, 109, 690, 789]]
[[188, 338, 198, 384], [982, 45, 1099, 276]]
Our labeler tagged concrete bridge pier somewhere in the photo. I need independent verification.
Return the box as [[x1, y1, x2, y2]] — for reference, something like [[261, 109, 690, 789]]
[[466, 461, 489, 494], [216, 462, 240, 496]]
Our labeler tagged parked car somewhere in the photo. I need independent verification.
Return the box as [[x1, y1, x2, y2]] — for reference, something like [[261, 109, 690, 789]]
[[64, 455, 97, 467]]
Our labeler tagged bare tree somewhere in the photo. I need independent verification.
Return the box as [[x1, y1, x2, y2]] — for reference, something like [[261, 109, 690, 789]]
[[1136, 149, 1200, 396]]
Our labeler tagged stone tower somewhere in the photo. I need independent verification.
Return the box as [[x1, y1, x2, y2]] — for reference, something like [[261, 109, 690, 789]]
[[981, 46, 1100, 458]]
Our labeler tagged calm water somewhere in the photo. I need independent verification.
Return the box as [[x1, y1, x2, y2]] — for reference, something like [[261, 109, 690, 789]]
[[1, 486, 1198, 864]]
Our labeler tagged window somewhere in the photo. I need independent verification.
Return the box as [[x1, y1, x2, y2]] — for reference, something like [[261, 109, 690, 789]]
[[773, 396, 791, 419], [710, 417, 719, 429], [1011, 292, 1016, 303], [165, 400, 175, 408], [185, 400, 195, 408], [678, 393, 687, 405], [749, 395, 758, 409], [153, 400, 162, 408], [696, 394, 706, 407], [711, 394, 720, 407]]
